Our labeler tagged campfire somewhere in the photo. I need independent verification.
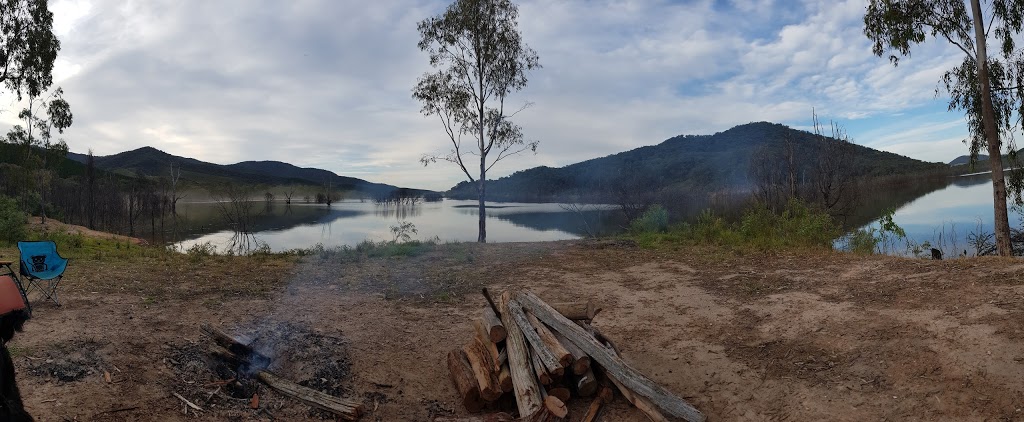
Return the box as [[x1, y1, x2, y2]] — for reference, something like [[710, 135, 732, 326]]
[[443, 289, 705, 422], [197, 324, 365, 420]]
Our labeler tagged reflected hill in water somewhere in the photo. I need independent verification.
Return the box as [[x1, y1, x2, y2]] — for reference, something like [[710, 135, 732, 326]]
[[165, 203, 367, 243]]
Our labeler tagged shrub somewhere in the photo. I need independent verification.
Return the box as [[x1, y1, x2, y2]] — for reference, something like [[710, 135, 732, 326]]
[[0, 196, 27, 245], [630, 205, 669, 234]]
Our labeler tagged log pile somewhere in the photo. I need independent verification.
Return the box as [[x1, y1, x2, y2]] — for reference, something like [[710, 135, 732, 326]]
[[445, 289, 705, 422]]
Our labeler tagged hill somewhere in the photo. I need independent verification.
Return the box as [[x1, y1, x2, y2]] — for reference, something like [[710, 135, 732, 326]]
[[448, 122, 948, 202], [949, 154, 988, 166], [67, 147, 423, 196]]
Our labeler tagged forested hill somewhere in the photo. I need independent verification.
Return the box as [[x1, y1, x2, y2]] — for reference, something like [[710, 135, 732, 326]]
[[66, 146, 421, 196], [448, 122, 947, 202]]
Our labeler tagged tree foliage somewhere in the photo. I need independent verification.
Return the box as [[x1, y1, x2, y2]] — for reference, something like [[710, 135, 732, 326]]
[[0, 0, 60, 100], [864, 0, 1024, 256], [413, 0, 540, 242]]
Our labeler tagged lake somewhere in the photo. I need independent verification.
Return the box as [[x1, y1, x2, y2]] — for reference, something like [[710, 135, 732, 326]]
[[845, 172, 1023, 257], [170, 200, 621, 253], [166, 173, 1023, 256]]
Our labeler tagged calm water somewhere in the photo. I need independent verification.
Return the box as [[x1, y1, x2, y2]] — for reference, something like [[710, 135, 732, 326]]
[[166, 173, 1022, 255], [171, 200, 619, 253], [846, 172, 1023, 256]]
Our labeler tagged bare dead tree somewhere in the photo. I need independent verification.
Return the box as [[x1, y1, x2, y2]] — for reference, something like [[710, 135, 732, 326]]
[[810, 111, 859, 217]]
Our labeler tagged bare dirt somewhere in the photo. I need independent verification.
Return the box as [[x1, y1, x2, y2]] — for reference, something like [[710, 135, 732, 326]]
[[5, 239, 1024, 421]]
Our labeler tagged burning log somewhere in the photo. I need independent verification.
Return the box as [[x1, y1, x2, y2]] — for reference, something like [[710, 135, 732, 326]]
[[516, 291, 705, 422], [257, 371, 363, 420], [200, 324, 270, 369], [499, 291, 543, 417], [201, 325, 364, 420], [448, 349, 486, 413]]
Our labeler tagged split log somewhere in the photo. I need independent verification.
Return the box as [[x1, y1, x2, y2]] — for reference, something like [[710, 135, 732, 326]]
[[474, 319, 503, 372], [448, 349, 486, 412], [525, 312, 573, 368], [499, 291, 543, 417], [516, 291, 705, 422], [498, 363, 514, 393], [256, 371, 363, 420], [464, 338, 502, 401], [575, 367, 598, 397], [552, 330, 590, 375], [550, 301, 600, 321], [505, 297, 564, 377], [581, 387, 614, 422], [482, 306, 507, 343], [530, 347, 553, 386]]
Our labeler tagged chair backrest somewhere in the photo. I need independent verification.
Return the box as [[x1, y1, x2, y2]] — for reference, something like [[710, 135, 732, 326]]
[[17, 241, 67, 279]]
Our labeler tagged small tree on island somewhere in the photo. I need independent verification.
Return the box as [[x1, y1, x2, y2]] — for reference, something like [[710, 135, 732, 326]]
[[413, 0, 540, 243], [864, 0, 1024, 256]]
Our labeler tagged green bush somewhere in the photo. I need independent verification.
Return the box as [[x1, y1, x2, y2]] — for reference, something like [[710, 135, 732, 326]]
[[0, 196, 27, 245], [846, 228, 879, 255], [630, 205, 670, 234], [628, 199, 839, 251]]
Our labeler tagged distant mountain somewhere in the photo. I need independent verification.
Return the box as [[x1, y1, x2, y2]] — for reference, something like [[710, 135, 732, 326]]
[[448, 122, 948, 202], [66, 146, 424, 196], [949, 154, 988, 166]]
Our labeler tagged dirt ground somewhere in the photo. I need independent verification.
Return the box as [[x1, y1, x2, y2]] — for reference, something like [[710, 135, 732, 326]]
[[5, 239, 1024, 421]]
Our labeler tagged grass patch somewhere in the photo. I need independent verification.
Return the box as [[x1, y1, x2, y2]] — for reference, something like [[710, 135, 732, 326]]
[[630, 199, 840, 252]]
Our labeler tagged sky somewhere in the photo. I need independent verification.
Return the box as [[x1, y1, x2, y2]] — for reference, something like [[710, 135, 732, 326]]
[[0, 0, 981, 191]]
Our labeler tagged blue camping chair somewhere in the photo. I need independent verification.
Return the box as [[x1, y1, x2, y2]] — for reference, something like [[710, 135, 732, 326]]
[[17, 241, 68, 306]]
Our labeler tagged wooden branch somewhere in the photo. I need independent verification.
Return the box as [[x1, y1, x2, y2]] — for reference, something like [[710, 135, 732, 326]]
[[173, 392, 203, 412], [448, 349, 486, 412], [525, 312, 573, 368], [499, 291, 543, 417], [200, 324, 271, 369], [552, 330, 590, 375], [464, 338, 502, 401], [516, 291, 705, 422], [581, 387, 614, 422], [256, 371, 363, 420], [482, 305, 507, 343], [506, 297, 564, 377]]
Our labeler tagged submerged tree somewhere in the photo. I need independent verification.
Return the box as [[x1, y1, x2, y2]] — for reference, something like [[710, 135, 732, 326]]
[[865, 0, 1024, 256], [413, 0, 541, 243]]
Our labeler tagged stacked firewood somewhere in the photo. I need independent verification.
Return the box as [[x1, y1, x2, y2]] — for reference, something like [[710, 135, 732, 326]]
[[445, 290, 705, 422]]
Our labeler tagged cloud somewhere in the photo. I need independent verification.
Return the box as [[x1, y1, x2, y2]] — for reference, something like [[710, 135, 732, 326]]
[[0, 0, 986, 191]]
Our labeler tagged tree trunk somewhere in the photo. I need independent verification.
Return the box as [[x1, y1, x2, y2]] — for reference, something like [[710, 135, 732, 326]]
[[971, 0, 1013, 256], [478, 161, 487, 243]]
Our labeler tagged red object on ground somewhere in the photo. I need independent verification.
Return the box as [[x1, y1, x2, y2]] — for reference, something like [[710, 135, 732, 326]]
[[0, 276, 26, 316]]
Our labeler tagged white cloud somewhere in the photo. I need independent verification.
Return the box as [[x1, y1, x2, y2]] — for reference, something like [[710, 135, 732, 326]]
[[2, 0, 990, 191]]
